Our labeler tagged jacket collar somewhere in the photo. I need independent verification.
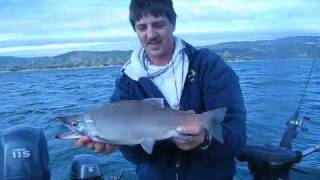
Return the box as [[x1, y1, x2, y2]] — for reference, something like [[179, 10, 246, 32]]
[[136, 41, 198, 110]]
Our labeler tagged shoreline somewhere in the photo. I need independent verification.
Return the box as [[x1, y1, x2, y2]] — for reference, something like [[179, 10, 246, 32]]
[[0, 65, 122, 74], [0, 58, 316, 74]]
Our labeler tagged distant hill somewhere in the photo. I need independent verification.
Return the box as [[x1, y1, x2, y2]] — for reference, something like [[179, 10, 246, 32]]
[[203, 36, 320, 61], [0, 36, 319, 72], [0, 51, 131, 72]]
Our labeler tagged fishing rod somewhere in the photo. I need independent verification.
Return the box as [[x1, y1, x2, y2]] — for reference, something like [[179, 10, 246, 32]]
[[238, 57, 320, 180], [279, 58, 317, 149]]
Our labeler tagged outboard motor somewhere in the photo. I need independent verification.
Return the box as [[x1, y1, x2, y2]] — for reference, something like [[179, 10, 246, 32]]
[[71, 154, 104, 180], [0, 125, 50, 180]]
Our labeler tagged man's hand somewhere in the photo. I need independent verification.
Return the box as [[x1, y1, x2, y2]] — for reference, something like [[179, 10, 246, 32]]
[[172, 125, 206, 151], [75, 136, 119, 154]]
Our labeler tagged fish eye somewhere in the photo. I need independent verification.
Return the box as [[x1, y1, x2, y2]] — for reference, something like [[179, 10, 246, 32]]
[[71, 121, 78, 127]]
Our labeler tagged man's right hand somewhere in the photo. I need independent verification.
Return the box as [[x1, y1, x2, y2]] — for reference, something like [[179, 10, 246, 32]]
[[75, 136, 119, 154]]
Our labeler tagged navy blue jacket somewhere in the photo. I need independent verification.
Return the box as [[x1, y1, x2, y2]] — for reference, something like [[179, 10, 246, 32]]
[[110, 41, 246, 180]]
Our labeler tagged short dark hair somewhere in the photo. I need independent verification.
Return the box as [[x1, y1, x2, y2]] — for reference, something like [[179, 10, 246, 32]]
[[129, 0, 177, 30]]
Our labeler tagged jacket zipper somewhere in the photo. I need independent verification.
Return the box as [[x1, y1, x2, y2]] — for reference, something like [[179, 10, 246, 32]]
[[176, 160, 180, 180]]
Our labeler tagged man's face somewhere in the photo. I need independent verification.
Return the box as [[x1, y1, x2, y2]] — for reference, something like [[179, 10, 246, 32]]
[[134, 14, 175, 61]]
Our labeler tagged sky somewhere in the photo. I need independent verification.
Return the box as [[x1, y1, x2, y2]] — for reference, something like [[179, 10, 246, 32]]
[[0, 0, 319, 57]]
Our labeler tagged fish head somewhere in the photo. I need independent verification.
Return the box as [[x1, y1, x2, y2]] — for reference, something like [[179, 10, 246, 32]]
[[55, 114, 92, 139], [56, 115, 87, 133]]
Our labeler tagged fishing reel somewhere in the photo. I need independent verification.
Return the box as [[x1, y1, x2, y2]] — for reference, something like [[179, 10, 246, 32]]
[[238, 112, 319, 180], [286, 116, 310, 132], [0, 126, 50, 180]]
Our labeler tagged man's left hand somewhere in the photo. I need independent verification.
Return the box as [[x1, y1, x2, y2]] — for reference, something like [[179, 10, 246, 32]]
[[172, 125, 206, 151]]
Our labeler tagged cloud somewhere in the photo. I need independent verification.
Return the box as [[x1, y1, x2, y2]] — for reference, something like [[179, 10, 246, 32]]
[[0, 42, 109, 54], [0, 0, 319, 57], [0, 34, 26, 42], [175, 0, 320, 34], [2, 0, 319, 37], [0, 0, 130, 34]]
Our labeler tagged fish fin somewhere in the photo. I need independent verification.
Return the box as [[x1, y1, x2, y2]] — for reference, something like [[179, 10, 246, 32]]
[[202, 108, 227, 144], [142, 98, 165, 108], [141, 139, 156, 154]]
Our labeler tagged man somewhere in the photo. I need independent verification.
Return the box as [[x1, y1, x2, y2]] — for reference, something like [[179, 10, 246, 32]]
[[77, 0, 246, 179]]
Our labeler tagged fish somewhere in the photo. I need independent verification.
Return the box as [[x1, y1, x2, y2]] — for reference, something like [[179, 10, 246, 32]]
[[55, 98, 227, 154]]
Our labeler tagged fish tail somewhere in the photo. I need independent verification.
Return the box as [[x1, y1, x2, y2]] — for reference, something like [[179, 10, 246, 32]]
[[201, 108, 227, 144]]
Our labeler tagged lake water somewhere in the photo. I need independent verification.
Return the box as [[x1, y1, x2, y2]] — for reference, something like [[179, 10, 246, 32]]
[[0, 60, 319, 179]]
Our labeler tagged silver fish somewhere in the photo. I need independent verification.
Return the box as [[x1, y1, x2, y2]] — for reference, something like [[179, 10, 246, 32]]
[[55, 98, 227, 154]]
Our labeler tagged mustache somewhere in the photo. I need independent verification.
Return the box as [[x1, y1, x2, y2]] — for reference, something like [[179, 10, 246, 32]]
[[147, 37, 161, 44]]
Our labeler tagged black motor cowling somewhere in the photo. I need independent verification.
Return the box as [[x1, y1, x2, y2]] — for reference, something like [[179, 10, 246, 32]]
[[71, 154, 104, 180], [238, 145, 302, 180], [0, 125, 50, 180]]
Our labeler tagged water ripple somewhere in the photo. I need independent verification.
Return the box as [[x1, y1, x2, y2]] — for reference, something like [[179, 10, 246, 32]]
[[0, 62, 319, 179]]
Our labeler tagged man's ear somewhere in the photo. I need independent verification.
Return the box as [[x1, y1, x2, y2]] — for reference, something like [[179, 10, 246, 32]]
[[132, 24, 137, 32], [172, 22, 176, 32]]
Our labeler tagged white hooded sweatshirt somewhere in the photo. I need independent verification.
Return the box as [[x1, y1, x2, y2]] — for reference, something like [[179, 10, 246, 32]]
[[121, 37, 189, 109]]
